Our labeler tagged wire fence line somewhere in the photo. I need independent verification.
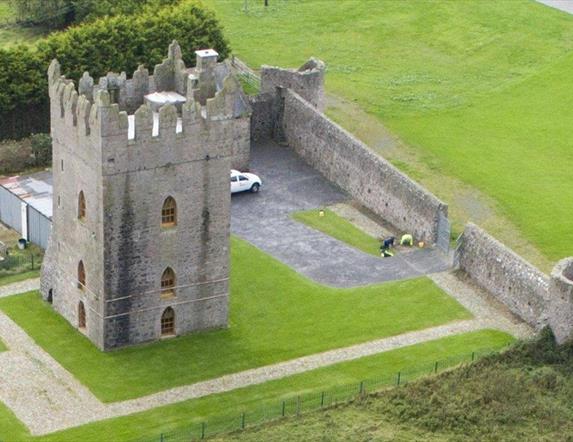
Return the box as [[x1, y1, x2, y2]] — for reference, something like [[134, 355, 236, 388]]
[[138, 346, 506, 442], [231, 56, 261, 95], [0, 252, 40, 273]]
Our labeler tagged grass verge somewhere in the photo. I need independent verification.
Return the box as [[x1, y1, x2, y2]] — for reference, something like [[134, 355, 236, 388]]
[[0, 237, 470, 402], [0, 270, 39, 287], [292, 208, 381, 257], [0, 329, 513, 441]]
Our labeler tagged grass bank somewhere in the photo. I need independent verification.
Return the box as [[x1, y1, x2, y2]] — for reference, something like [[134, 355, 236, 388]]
[[0, 329, 513, 441], [220, 331, 571, 442], [0, 237, 469, 402], [203, 0, 573, 263]]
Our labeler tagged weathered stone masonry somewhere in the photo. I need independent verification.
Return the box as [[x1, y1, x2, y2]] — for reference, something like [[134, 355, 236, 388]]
[[280, 89, 448, 244], [41, 42, 251, 350], [455, 223, 573, 343]]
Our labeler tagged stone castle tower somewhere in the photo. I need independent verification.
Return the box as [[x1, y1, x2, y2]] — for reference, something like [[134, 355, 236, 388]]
[[40, 41, 251, 350]]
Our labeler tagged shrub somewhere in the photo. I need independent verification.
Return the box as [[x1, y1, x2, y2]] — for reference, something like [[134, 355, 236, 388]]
[[0, 138, 36, 174], [0, 1, 230, 140], [30, 133, 52, 165]]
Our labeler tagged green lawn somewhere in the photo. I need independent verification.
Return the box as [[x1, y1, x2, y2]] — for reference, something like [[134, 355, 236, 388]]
[[204, 0, 573, 263], [0, 270, 40, 287], [0, 237, 470, 402], [0, 329, 513, 442], [0, 338, 6, 352], [292, 209, 381, 257]]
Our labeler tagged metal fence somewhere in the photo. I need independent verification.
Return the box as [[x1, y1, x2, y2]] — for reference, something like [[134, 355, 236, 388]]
[[436, 211, 451, 255], [0, 184, 52, 250], [0, 185, 23, 232], [231, 56, 261, 95], [0, 253, 40, 273], [139, 346, 505, 442], [27, 205, 52, 249]]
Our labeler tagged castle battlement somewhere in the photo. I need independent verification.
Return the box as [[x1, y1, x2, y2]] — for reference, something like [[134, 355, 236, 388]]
[[48, 41, 251, 165]]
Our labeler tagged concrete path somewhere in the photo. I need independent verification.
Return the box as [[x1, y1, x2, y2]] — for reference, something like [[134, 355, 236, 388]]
[[537, 0, 573, 14], [0, 278, 40, 298], [231, 142, 450, 288], [0, 269, 532, 435]]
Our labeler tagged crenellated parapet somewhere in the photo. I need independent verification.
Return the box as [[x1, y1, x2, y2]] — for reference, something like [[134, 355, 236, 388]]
[[48, 41, 252, 172]]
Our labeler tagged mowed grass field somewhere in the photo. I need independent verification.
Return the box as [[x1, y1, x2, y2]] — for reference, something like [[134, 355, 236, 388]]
[[0, 237, 470, 402], [0, 329, 513, 441], [204, 0, 573, 262]]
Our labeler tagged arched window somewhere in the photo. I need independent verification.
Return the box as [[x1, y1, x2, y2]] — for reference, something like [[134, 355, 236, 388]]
[[161, 307, 175, 336], [77, 260, 86, 290], [47, 289, 53, 304], [78, 301, 86, 329], [161, 196, 177, 227], [161, 267, 176, 298], [78, 191, 86, 221]]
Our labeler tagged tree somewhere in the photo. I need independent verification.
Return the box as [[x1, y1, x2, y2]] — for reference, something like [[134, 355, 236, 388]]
[[9, 0, 78, 29]]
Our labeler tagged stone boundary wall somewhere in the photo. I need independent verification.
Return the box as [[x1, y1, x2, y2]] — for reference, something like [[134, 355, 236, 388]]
[[455, 223, 550, 329], [280, 88, 448, 243], [249, 93, 278, 142]]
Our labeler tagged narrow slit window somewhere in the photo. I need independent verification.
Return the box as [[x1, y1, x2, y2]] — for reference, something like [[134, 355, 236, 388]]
[[78, 301, 86, 329], [78, 191, 86, 221], [77, 260, 86, 290]]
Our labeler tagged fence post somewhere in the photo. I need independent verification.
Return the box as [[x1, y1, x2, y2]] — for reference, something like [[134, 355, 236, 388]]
[[320, 391, 325, 408], [434, 361, 438, 374], [31, 253, 34, 270], [160, 433, 164, 442], [396, 371, 401, 386], [201, 422, 206, 439], [471, 351, 475, 362], [359, 381, 365, 396], [281, 400, 286, 417], [296, 396, 301, 416]]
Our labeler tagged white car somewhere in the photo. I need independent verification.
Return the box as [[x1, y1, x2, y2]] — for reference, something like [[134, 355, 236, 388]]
[[231, 169, 262, 194]]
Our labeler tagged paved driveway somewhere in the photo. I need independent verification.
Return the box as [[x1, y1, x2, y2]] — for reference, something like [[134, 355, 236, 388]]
[[231, 141, 450, 288]]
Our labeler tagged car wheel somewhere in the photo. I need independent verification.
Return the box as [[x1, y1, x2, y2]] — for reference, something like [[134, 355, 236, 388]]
[[250, 183, 260, 193]]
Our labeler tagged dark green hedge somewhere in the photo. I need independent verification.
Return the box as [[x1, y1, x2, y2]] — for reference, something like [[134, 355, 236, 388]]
[[0, 1, 229, 140]]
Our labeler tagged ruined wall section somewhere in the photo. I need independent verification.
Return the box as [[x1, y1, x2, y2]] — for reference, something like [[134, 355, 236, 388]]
[[249, 92, 279, 142], [261, 58, 325, 112], [455, 223, 550, 329], [547, 258, 573, 344], [280, 89, 447, 243]]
